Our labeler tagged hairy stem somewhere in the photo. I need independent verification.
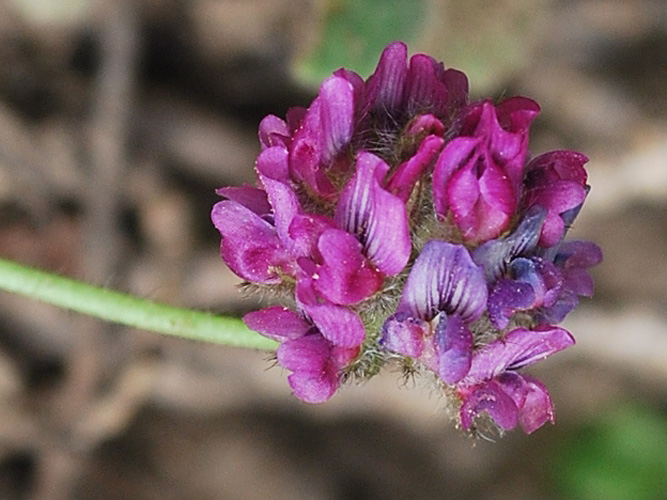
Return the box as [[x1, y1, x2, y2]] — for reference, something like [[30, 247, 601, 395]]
[[0, 258, 277, 350]]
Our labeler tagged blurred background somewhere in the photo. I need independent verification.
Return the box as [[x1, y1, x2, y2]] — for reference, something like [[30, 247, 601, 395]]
[[0, 0, 666, 498]]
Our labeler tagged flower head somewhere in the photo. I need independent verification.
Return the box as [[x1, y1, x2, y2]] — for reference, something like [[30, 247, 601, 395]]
[[212, 42, 601, 435]]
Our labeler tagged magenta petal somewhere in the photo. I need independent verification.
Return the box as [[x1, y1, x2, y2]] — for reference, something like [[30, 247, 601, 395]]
[[288, 213, 336, 261], [313, 228, 383, 305], [381, 312, 428, 357], [287, 372, 337, 403], [258, 114, 290, 149], [302, 302, 365, 348], [289, 99, 336, 198], [465, 326, 575, 383], [335, 152, 411, 275], [432, 137, 480, 217], [436, 314, 473, 384], [244, 306, 311, 342], [211, 200, 289, 284], [498, 373, 555, 433], [400, 241, 487, 323], [277, 334, 329, 373], [215, 185, 271, 216], [459, 380, 519, 431], [492, 97, 540, 183], [525, 151, 588, 187], [405, 113, 445, 137], [319, 76, 354, 164], [447, 156, 515, 243], [260, 176, 300, 246], [256, 145, 290, 181], [386, 135, 444, 202]]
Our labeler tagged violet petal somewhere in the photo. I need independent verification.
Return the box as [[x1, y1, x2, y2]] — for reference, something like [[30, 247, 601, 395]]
[[557, 240, 604, 270], [465, 326, 575, 383], [473, 206, 547, 281], [487, 279, 536, 329], [436, 314, 473, 384], [400, 240, 487, 322]]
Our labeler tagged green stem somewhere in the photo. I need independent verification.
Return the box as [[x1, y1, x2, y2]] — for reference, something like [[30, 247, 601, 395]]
[[0, 258, 277, 350]]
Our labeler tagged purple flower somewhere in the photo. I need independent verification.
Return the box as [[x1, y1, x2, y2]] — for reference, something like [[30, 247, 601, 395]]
[[244, 305, 361, 403], [456, 326, 574, 433], [381, 241, 487, 384], [521, 151, 589, 247], [433, 98, 540, 243], [212, 41, 601, 433]]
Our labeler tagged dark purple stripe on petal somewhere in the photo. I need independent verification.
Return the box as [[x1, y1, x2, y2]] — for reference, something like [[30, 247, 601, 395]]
[[400, 241, 487, 322], [335, 152, 411, 275], [404, 54, 449, 117], [365, 41, 408, 114]]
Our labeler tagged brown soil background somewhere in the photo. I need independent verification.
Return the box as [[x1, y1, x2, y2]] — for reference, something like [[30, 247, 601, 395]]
[[0, 1, 666, 498]]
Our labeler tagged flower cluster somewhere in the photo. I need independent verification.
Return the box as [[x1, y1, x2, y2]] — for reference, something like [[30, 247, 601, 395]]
[[212, 42, 602, 434]]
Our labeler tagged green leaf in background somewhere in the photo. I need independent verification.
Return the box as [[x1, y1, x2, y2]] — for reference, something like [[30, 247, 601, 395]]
[[295, 0, 426, 84], [554, 404, 667, 500]]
